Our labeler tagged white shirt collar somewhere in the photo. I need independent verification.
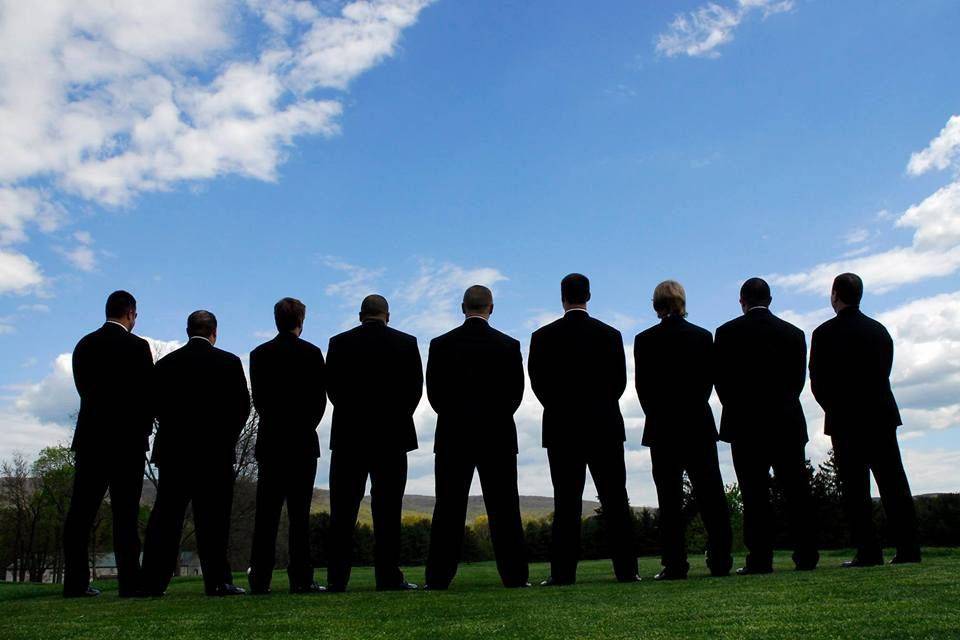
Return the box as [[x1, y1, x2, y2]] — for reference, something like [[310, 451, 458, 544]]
[[465, 315, 489, 323], [189, 335, 213, 345], [748, 306, 769, 312], [106, 320, 129, 332], [564, 308, 588, 315]]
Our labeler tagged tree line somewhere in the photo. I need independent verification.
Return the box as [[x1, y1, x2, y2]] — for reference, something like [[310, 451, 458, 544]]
[[2, 408, 959, 582]]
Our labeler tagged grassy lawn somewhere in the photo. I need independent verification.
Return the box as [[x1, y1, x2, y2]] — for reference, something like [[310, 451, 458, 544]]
[[1, 549, 958, 639]]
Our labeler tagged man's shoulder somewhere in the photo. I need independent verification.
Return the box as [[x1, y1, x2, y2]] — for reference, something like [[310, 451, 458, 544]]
[[769, 313, 804, 338], [488, 325, 520, 349], [635, 322, 661, 343], [384, 325, 418, 346]]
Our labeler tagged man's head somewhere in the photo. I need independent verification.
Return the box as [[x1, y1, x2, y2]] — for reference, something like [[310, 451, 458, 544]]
[[187, 310, 218, 345], [739, 277, 772, 313], [561, 273, 590, 310], [360, 294, 390, 324], [274, 297, 306, 336], [652, 280, 687, 319], [831, 272, 863, 312], [105, 290, 137, 331], [462, 285, 494, 319]]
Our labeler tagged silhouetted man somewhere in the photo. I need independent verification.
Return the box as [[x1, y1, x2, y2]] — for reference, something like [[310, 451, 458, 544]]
[[529, 273, 639, 586], [63, 291, 153, 598], [247, 298, 327, 595], [715, 278, 819, 574], [635, 280, 733, 580], [326, 295, 422, 592], [141, 311, 250, 597], [424, 286, 529, 589], [810, 273, 920, 566]]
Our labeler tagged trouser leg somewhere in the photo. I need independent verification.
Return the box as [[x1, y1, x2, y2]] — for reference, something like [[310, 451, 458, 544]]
[[731, 440, 773, 570], [370, 453, 407, 588], [650, 446, 687, 574], [547, 447, 587, 584], [194, 465, 234, 594], [248, 462, 284, 591], [286, 458, 318, 589], [327, 450, 368, 589], [832, 434, 881, 561], [687, 442, 733, 574], [63, 454, 110, 594], [477, 453, 528, 587], [870, 430, 920, 558], [589, 444, 638, 580], [107, 455, 146, 595], [141, 467, 190, 594], [772, 442, 819, 568], [425, 454, 473, 588]]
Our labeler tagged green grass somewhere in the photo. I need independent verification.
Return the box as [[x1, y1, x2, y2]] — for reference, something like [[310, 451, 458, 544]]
[[2, 549, 958, 639]]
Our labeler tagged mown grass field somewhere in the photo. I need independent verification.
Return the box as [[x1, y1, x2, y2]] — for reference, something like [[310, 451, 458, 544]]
[[1, 549, 958, 639]]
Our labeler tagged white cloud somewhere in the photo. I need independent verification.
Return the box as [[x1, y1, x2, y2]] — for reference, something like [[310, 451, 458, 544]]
[[655, 0, 793, 59], [844, 227, 870, 245], [58, 230, 97, 272], [0, 250, 45, 295], [907, 114, 960, 176]]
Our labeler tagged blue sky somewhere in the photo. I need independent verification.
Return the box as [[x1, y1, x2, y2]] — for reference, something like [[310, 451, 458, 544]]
[[2, 0, 960, 504]]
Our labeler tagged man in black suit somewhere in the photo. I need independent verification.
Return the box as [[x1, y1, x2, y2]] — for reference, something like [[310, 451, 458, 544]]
[[635, 280, 732, 580], [247, 298, 327, 595], [63, 291, 154, 598], [424, 286, 529, 589], [140, 311, 250, 596], [715, 278, 819, 574], [529, 273, 639, 586], [810, 273, 920, 566], [326, 295, 422, 592]]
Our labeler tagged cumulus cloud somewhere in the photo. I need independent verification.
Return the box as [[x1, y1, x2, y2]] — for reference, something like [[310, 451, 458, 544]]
[[58, 230, 98, 272], [0, 250, 45, 295], [0, 0, 434, 290], [907, 115, 960, 177], [655, 0, 794, 59]]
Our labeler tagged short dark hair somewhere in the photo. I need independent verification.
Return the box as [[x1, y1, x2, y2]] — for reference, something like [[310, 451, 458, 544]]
[[561, 273, 590, 305], [832, 273, 864, 306], [274, 297, 306, 332], [360, 294, 389, 319], [462, 285, 493, 313], [740, 277, 772, 308], [105, 290, 136, 319], [187, 310, 217, 339]]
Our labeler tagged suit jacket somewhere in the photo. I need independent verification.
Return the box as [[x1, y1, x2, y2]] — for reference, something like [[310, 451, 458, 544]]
[[71, 322, 155, 455], [250, 332, 326, 463], [714, 308, 808, 444], [327, 320, 422, 453], [634, 315, 718, 448], [151, 338, 250, 468], [810, 307, 902, 436], [426, 317, 523, 455], [528, 310, 627, 449]]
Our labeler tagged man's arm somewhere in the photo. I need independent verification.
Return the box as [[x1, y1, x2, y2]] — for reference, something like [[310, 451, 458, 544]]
[[809, 327, 833, 411], [506, 339, 524, 415], [527, 331, 551, 407], [425, 339, 446, 415], [404, 338, 424, 416], [794, 331, 808, 399], [307, 346, 327, 427], [633, 334, 656, 417], [610, 330, 627, 402], [232, 357, 251, 438], [137, 339, 155, 438]]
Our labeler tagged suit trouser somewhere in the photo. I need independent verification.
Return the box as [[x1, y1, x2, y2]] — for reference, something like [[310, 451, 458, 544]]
[[327, 450, 408, 589], [731, 438, 819, 569], [248, 457, 317, 590], [832, 429, 919, 560], [547, 444, 638, 583], [425, 452, 528, 588], [63, 451, 144, 596], [650, 440, 733, 574], [141, 462, 234, 595]]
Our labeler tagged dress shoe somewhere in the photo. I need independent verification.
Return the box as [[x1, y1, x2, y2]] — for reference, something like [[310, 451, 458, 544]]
[[794, 562, 818, 571], [617, 574, 642, 583], [210, 583, 246, 597], [377, 581, 419, 592], [63, 586, 101, 598], [290, 582, 325, 594], [736, 566, 773, 576], [326, 584, 347, 593], [841, 557, 883, 568], [248, 587, 272, 596], [505, 582, 532, 588], [653, 569, 687, 581], [539, 576, 574, 587], [422, 584, 448, 591], [890, 553, 921, 565]]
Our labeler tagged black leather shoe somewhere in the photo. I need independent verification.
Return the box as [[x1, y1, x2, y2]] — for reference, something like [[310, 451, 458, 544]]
[[736, 566, 773, 576], [377, 581, 419, 592], [211, 583, 245, 597], [617, 574, 642, 583], [290, 582, 325, 594], [539, 576, 574, 587], [326, 583, 347, 593], [890, 554, 921, 565], [506, 582, 532, 588], [842, 557, 883, 568], [63, 586, 101, 598], [653, 569, 687, 581], [422, 584, 448, 591]]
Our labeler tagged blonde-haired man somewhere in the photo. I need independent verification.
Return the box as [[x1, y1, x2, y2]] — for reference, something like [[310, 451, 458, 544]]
[[634, 281, 733, 579]]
